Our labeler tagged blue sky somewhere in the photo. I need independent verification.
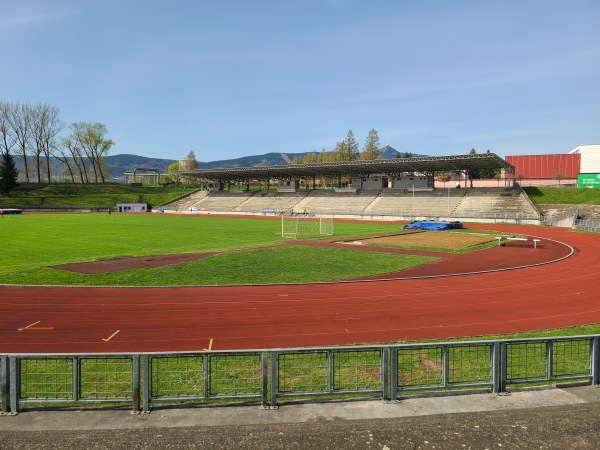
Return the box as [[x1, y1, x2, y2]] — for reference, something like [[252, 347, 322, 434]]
[[2, 0, 599, 162]]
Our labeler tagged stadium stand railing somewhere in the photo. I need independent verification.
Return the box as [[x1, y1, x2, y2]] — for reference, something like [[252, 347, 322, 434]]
[[159, 187, 544, 223], [574, 218, 600, 233], [3, 334, 600, 414]]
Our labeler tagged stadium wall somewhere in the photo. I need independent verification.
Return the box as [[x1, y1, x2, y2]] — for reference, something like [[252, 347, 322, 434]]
[[505, 154, 581, 179]]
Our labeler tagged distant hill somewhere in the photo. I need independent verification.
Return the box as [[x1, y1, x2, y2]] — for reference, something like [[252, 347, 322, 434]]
[[106, 147, 428, 176], [379, 145, 428, 159], [107, 147, 429, 176], [105, 154, 177, 177], [199, 152, 309, 169], [14, 147, 430, 181]]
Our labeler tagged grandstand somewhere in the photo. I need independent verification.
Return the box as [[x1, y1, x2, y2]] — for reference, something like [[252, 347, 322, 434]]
[[161, 185, 541, 222], [452, 187, 540, 219], [292, 190, 378, 214], [165, 189, 208, 211], [191, 190, 253, 212], [236, 191, 309, 213], [366, 188, 466, 216], [160, 153, 545, 222]]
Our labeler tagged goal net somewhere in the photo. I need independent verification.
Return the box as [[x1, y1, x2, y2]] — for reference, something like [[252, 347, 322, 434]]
[[281, 215, 334, 239]]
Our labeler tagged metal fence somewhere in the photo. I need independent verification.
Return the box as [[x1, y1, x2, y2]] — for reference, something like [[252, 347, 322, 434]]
[[574, 218, 600, 233], [2, 335, 600, 415]]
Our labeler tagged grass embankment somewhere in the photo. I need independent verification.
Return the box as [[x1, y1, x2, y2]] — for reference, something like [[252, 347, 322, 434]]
[[0, 214, 436, 286], [524, 186, 600, 205], [0, 183, 198, 209]]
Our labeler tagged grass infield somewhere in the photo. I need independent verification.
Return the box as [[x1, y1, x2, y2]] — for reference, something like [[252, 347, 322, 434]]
[[0, 213, 439, 286]]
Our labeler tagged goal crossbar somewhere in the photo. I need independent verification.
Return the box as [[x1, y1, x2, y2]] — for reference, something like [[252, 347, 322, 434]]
[[281, 215, 334, 239]]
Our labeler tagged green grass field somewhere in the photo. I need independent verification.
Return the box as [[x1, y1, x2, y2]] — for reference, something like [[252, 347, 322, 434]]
[[523, 186, 600, 204], [0, 213, 437, 286], [0, 184, 198, 209]]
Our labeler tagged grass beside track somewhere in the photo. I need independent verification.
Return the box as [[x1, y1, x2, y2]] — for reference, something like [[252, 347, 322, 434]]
[[523, 186, 600, 204], [0, 184, 199, 209], [0, 213, 437, 286]]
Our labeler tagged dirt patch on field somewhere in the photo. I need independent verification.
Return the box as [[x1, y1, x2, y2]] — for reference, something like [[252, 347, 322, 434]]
[[52, 252, 219, 275], [362, 231, 496, 250]]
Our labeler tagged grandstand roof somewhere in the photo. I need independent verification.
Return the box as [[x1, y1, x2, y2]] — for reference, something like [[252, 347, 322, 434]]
[[177, 153, 514, 180]]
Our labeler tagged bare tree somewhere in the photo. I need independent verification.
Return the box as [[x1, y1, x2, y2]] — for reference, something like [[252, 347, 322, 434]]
[[0, 101, 16, 157], [62, 123, 90, 183], [52, 136, 79, 183], [7, 102, 33, 182], [73, 122, 113, 183], [31, 103, 64, 182]]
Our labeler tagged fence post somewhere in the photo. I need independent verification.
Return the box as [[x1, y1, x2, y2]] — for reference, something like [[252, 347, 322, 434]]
[[390, 348, 397, 402], [499, 342, 507, 393], [72, 357, 80, 402], [442, 345, 449, 388], [142, 355, 150, 413], [132, 355, 140, 414], [381, 347, 389, 402], [270, 352, 278, 409], [327, 350, 334, 394], [591, 337, 600, 386], [203, 354, 209, 399], [1, 356, 8, 414], [9, 356, 19, 414], [546, 340, 553, 382], [492, 343, 500, 393], [261, 352, 268, 409]]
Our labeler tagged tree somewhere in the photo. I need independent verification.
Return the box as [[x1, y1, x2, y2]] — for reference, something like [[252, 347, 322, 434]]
[[437, 173, 451, 187], [0, 150, 18, 194], [31, 103, 64, 182], [77, 122, 114, 183], [333, 130, 359, 161], [60, 122, 113, 183], [7, 102, 33, 182], [0, 102, 16, 158], [344, 130, 359, 161], [60, 126, 89, 183], [402, 151, 412, 158], [360, 129, 381, 160], [182, 151, 198, 170], [553, 172, 565, 186]]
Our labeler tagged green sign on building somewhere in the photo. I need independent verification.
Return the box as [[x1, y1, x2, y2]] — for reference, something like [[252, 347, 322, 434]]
[[578, 173, 600, 189]]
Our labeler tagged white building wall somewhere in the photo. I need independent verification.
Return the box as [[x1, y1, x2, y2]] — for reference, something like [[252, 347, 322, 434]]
[[569, 145, 600, 173]]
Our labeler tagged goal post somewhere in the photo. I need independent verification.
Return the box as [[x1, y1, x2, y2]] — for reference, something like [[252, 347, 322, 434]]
[[281, 215, 334, 239]]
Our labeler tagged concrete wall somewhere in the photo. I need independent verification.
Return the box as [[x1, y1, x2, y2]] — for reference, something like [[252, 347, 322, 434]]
[[569, 145, 600, 173]]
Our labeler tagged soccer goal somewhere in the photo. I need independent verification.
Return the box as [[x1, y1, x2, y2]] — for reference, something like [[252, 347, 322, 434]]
[[281, 215, 334, 239]]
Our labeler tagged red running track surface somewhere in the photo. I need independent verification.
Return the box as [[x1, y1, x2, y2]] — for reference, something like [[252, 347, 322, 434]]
[[1, 224, 599, 353]]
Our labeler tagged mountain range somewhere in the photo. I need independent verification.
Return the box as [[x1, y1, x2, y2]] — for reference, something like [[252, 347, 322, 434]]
[[106, 145, 425, 177], [12, 146, 425, 180]]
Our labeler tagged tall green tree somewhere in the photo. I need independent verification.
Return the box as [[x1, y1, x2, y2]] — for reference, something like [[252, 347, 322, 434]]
[[344, 130, 359, 161], [360, 128, 381, 160], [0, 150, 18, 193], [334, 130, 359, 161]]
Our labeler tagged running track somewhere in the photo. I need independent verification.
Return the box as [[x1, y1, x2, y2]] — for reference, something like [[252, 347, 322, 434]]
[[1, 224, 599, 353]]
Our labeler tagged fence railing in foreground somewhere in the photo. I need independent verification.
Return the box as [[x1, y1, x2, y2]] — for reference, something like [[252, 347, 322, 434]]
[[2, 335, 600, 415]]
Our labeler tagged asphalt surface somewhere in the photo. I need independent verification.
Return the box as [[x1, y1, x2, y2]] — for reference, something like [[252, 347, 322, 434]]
[[2, 385, 600, 449]]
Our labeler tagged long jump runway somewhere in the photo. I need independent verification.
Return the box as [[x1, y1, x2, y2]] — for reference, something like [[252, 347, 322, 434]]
[[1, 225, 599, 353]]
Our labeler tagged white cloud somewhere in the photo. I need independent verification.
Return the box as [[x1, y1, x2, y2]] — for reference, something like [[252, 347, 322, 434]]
[[0, 5, 69, 31]]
